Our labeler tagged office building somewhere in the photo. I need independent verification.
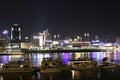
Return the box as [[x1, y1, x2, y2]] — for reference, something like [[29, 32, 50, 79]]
[[10, 24, 21, 48]]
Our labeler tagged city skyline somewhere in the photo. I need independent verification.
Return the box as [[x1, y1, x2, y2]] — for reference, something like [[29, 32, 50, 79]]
[[0, 0, 120, 41]]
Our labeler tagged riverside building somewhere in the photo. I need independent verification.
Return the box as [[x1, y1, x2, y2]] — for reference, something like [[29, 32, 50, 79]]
[[10, 24, 21, 49]]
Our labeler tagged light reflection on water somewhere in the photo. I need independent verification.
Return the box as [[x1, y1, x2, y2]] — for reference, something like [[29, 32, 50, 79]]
[[0, 52, 120, 67], [1, 52, 120, 66], [27, 52, 120, 67], [0, 52, 120, 80]]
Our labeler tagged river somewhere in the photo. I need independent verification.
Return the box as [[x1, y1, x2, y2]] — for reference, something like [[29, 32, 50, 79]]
[[0, 51, 120, 80]]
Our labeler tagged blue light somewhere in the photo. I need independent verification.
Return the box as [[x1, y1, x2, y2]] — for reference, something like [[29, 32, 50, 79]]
[[2, 30, 9, 35]]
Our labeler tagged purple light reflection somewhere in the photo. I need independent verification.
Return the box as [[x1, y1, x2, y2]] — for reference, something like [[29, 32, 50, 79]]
[[99, 52, 105, 61], [114, 52, 119, 62], [91, 52, 97, 59], [91, 52, 105, 62], [0, 55, 9, 63], [62, 53, 70, 64]]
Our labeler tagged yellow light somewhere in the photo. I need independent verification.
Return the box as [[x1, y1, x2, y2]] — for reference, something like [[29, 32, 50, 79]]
[[25, 37, 29, 40]]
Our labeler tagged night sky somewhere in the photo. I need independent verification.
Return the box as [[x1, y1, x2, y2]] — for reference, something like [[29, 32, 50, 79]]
[[0, 0, 120, 41]]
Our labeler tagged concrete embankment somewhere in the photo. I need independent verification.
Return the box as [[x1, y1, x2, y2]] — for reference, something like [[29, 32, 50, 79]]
[[21, 49, 106, 53]]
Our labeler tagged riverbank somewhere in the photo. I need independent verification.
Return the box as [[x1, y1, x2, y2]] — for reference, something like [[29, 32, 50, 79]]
[[21, 48, 106, 53]]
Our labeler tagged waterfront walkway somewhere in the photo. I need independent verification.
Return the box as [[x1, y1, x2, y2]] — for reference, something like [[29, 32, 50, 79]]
[[21, 48, 106, 53]]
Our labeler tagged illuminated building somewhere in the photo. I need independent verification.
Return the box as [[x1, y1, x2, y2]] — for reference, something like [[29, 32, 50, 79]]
[[21, 42, 31, 49], [11, 24, 21, 42], [31, 29, 52, 49], [116, 37, 120, 45], [91, 40, 100, 47], [43, 29, 51, 45], [71, 41, 91, 47], [0, 35, 9, 48], [31, 33, 44, 48], [10, 24, 21, 48]]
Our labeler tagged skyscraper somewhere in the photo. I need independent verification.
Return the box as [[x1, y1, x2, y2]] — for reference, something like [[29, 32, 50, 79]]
[[11, 24, 21, 43], [10, 24, 21, 48]]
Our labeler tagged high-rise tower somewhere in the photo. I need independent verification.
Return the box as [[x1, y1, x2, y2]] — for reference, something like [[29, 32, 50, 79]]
[[11, 24, 21, 43], [10, 24, 21, 48]]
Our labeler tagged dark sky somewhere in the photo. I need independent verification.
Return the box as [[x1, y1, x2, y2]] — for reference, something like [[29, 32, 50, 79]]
[[0, 0, 120, 41]]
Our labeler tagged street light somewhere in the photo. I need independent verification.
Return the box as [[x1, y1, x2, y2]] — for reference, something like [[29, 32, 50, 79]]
[[53, 35, 56, 40], [84, 33, 89, 41], [77, 36, 82, 41]]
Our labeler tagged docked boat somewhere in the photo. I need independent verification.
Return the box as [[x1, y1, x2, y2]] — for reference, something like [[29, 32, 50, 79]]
[[68, 58, 99, 71], [0, 61, 38, 73], [99, 57, 117, 70], [40, 58, 71, 73]]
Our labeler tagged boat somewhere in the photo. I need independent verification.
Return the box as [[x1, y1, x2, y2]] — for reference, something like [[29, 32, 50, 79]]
[[40, 58, 71, 73], [0, 61, 38, 73], [68, 58, 99, 71], [99, 57, 117, 70]]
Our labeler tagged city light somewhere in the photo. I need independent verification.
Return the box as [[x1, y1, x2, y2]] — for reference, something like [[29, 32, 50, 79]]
[[2, 30, 8, 35]]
